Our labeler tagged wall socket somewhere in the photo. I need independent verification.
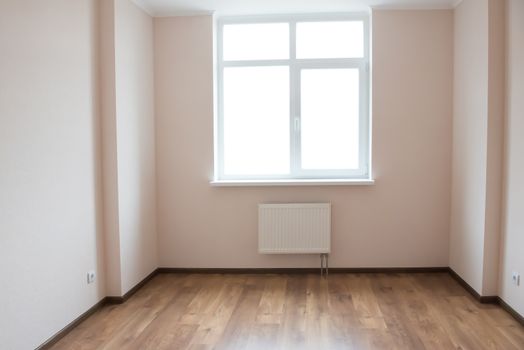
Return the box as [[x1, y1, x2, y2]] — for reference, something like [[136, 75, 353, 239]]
[[512, 271, 520, 286], [87, 270, 96, 284]]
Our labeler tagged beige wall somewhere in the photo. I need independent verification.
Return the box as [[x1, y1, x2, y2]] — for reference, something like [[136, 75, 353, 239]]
[[1, 0, 157, 345], [100, 0, 157, 296], [450, 0, 504, 296], [114, 0, 158, 294], [450, 0, 489, 294], [499, 0, 524, 316], [100, 0, 122, 297], [0, 1, 105, 349], [484, 0, 505, 298], [154, 11, 453, 268]]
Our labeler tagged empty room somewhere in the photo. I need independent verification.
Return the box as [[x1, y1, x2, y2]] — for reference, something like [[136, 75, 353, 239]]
[[1, 0, 523, 349]]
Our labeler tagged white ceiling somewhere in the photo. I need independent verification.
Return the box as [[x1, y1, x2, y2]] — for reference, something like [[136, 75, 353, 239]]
[[132, 0, 460, 17]]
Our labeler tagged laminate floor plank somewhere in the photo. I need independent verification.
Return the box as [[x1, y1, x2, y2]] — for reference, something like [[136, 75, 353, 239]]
[[49, 273, 524, 350], [213, 276, 266, 350]]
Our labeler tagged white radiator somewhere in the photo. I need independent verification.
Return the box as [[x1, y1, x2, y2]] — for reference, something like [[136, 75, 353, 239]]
[[258, 203, 331, 254]]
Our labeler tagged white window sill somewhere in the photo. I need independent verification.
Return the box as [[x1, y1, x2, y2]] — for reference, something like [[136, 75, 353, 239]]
[[210, 179, 375, 187]]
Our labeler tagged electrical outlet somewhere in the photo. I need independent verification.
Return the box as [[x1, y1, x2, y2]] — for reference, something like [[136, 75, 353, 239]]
[[512, 271, 520, 286], [87, 270, 96, 284]]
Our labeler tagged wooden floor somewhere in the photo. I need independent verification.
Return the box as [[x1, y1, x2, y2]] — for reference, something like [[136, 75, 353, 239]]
[[50, 273, 524, 350]]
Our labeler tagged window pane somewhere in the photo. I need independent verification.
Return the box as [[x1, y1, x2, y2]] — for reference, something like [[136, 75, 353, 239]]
[[296, 21, 364, 59], [301, 68, 360, 170], [223, 23, 289, 60], [223, 66, 290, 175]]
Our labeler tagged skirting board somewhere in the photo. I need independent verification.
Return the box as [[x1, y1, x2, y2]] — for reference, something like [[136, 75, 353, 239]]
[[105, 269, 158, 304], [36, 269, 158, 350], [447, 267, 498, 303], [448, 267, 524, 326], [498, 297, 524, 326], [156, 267, 449, 274], [35, 297, 107, 350], [36, 266, 524, 349]]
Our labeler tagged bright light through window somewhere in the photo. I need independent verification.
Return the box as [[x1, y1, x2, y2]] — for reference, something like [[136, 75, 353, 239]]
[[301, 69, 360, 170], [223, 23, 289, 61], [296, 21, 364, 59], [223, 66, 290, 175], [217, 15, 370, 181]]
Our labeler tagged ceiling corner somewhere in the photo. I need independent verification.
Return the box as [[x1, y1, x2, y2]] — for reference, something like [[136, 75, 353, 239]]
[[452, 0, 463, 8], [130, 0, 156, 17]]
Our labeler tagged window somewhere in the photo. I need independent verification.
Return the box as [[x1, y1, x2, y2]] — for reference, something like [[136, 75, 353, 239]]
[[215, 15, 370, 183]]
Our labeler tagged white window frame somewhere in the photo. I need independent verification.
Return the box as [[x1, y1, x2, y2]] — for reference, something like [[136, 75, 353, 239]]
[[215, 14, 371, 182]]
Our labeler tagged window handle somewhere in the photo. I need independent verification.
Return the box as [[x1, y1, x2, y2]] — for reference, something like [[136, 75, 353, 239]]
[[294, 117, 300, 131]]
